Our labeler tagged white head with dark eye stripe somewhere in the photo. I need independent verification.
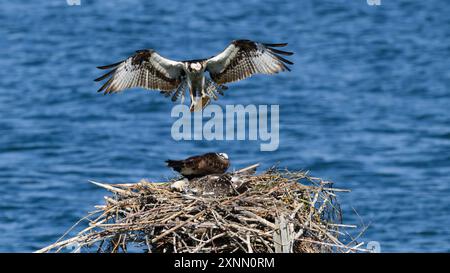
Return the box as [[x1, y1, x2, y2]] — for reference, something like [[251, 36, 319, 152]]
[[217, 153, 229, 161], [189, 62, 202, 71]]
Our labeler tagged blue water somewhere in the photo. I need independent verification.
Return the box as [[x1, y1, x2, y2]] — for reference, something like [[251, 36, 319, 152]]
[[0, 0, 449, 252]]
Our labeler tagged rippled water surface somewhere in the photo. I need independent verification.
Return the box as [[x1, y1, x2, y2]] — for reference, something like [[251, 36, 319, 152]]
[[0, 0, 449, 252]]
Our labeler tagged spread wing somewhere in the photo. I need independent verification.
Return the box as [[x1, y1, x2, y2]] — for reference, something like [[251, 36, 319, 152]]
[[205, 40, 293, 85], [95, 50, 184, 94]]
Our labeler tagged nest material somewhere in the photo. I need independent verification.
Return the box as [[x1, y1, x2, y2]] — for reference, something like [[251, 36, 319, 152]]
[[37, 165, 367, 253]]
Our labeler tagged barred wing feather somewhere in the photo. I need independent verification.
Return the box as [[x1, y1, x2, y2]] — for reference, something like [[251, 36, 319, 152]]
[[205, 40, 293, 85], [95, 50, 184, 94]]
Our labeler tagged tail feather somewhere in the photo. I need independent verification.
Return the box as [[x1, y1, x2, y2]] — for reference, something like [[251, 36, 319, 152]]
[[205, 79, 227, 100], [160, 80, 187, 101], [171, 80, 187, 102]]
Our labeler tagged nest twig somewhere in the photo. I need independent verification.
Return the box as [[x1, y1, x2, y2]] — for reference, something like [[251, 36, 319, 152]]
[[37, 165, 367, 253]]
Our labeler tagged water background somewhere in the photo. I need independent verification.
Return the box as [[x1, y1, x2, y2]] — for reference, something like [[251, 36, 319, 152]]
[[0, 0, 449, 252]]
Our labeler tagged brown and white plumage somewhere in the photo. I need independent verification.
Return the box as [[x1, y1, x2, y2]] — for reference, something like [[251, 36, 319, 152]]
[[95, 40, 293, 111], [205, 40, 293, 85], [166, 152, 230, 180], [95, 50, 185, 94]]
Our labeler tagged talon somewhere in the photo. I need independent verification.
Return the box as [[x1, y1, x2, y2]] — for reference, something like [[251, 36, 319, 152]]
[[190, 100, 200, 112], [201, 96, 211, 109]]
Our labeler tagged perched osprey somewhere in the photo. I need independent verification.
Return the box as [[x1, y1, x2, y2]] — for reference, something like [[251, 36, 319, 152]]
[[166, 152, 230, 179], [95, 40, 293, 111]]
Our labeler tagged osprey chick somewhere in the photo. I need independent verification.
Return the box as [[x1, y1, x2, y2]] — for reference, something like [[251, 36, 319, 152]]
[[95, 40, 293, 111]]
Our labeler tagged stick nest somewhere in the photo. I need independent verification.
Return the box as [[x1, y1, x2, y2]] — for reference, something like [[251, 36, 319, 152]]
[[37, 165, 366, 253]]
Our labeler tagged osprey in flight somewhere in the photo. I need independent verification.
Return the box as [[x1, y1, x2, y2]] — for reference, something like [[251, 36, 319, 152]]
[[95, 40, 293, 111], [166, 152, 230, 179]]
